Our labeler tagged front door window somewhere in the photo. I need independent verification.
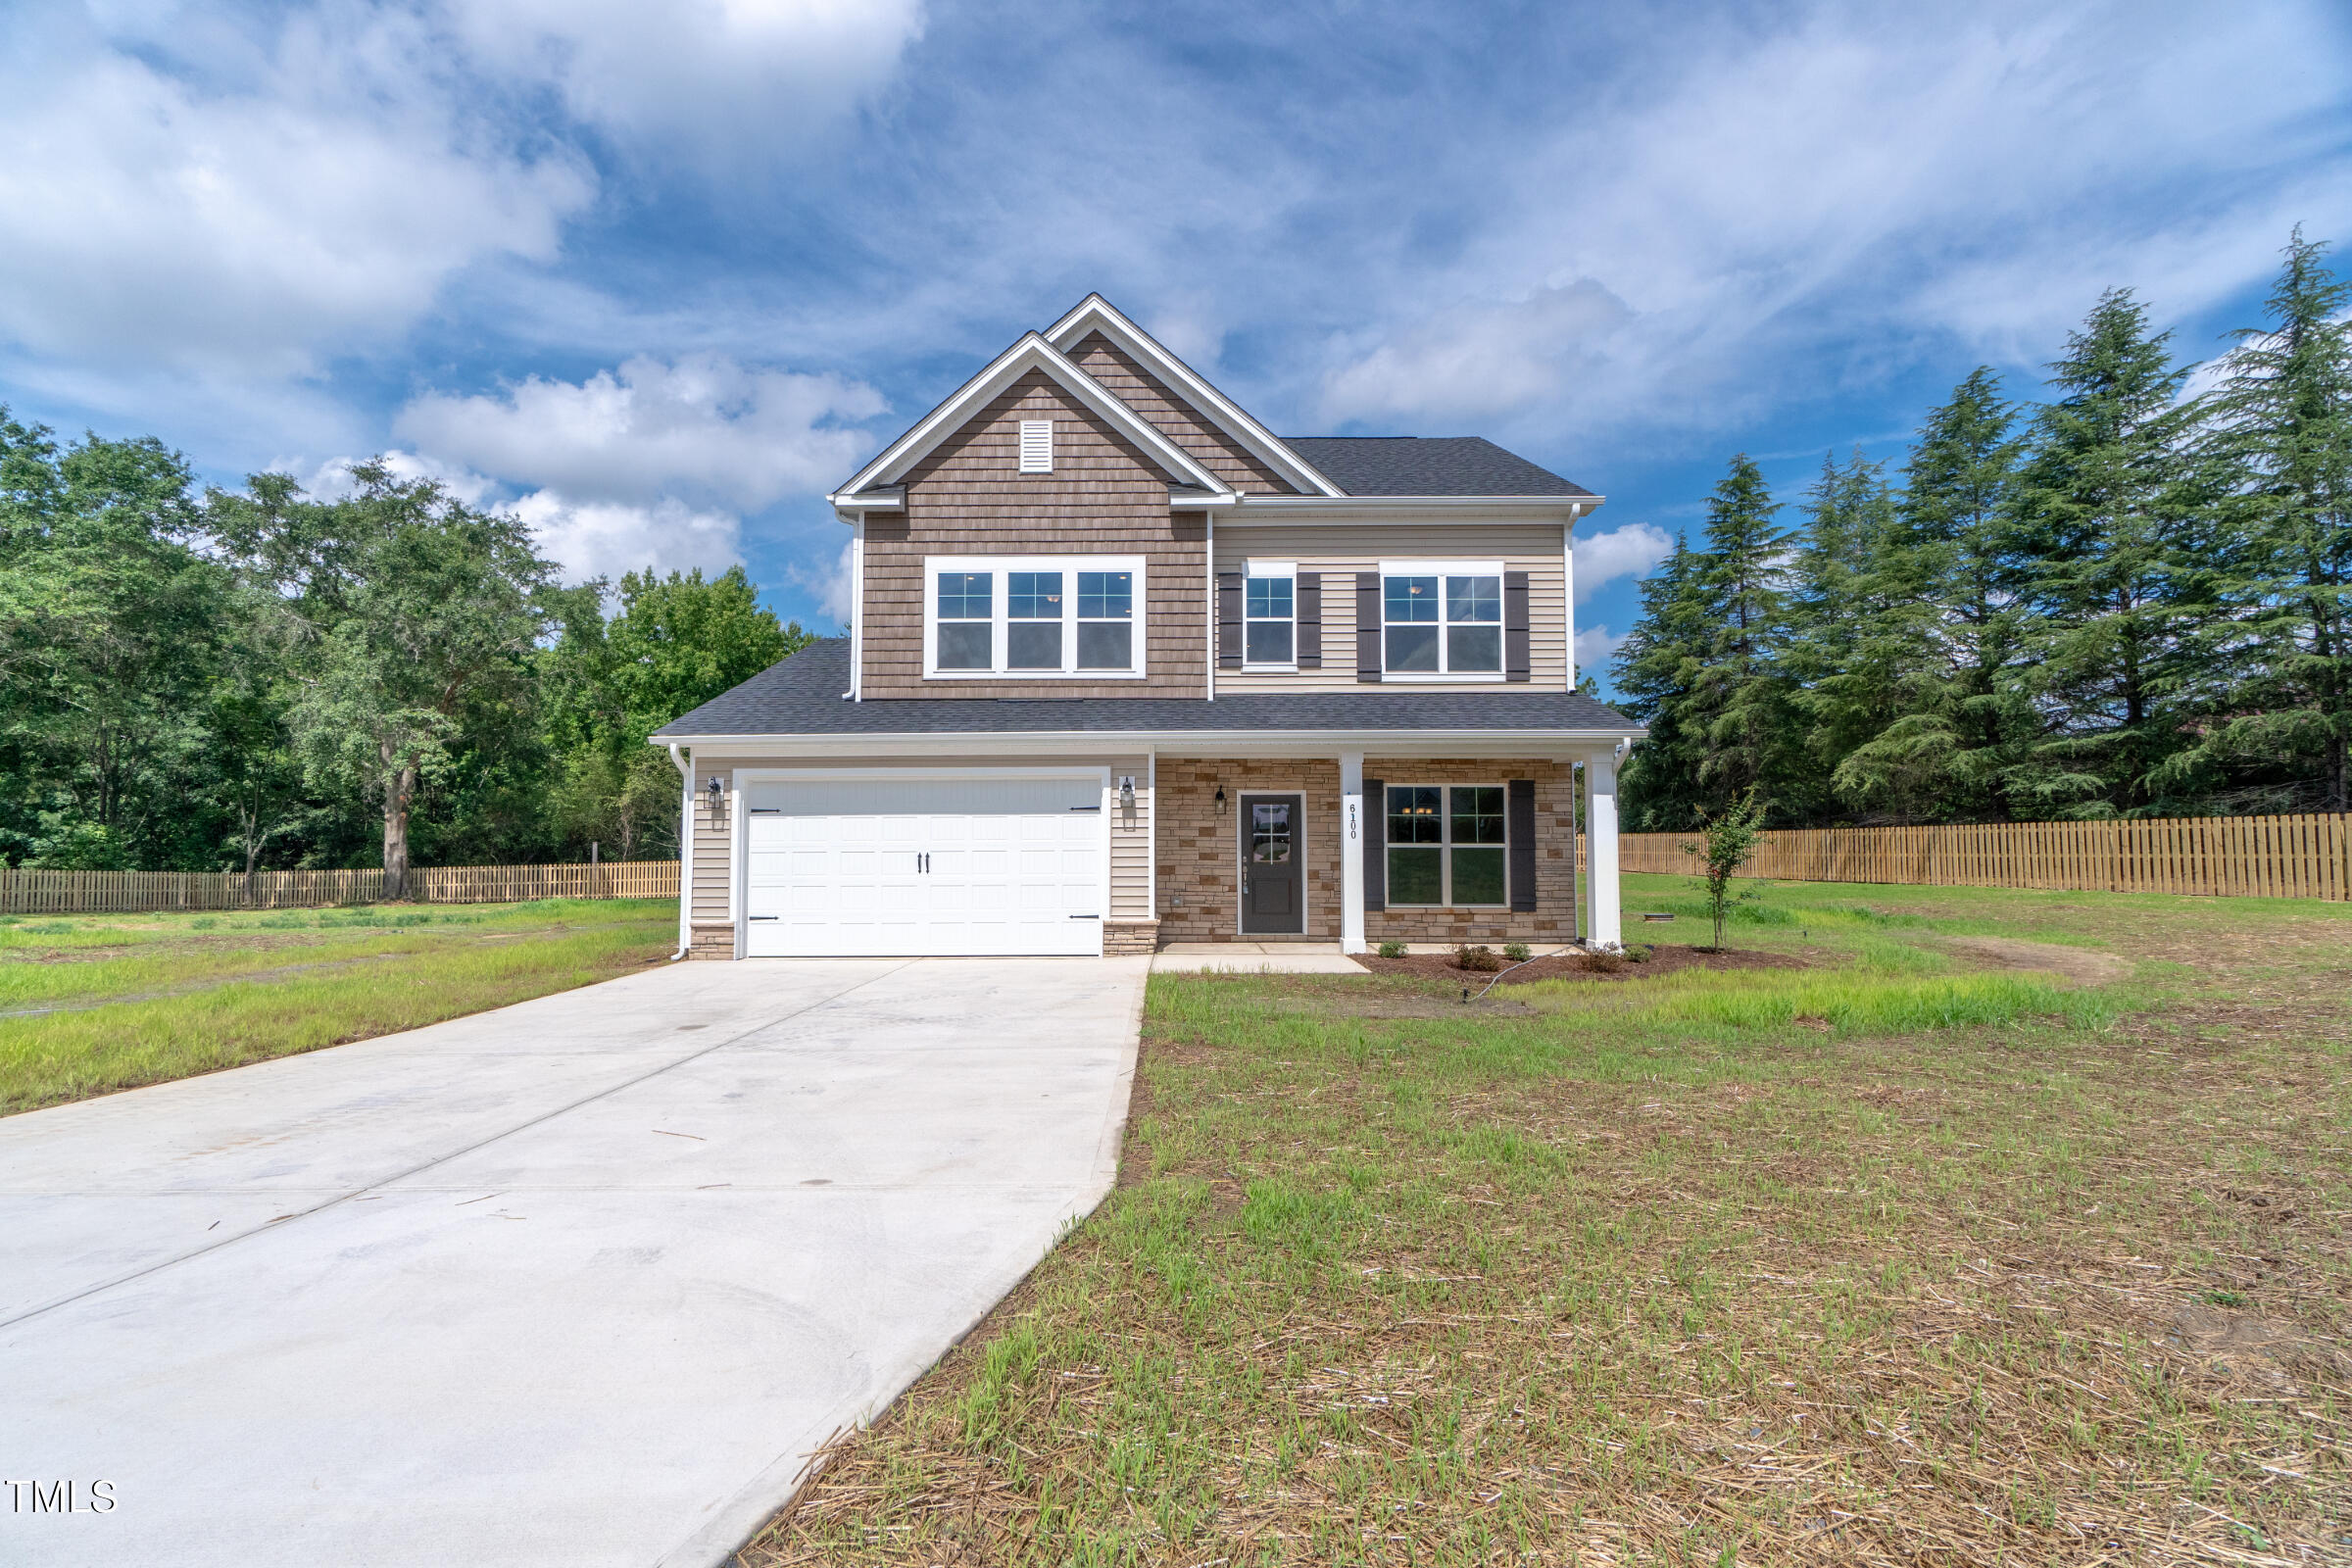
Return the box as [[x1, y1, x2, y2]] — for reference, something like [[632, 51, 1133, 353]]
[[1251, 802, 1293, 863]]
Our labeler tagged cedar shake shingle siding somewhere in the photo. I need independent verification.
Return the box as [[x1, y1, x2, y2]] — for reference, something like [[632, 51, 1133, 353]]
[[1065, 332, 1298, 495], [861, 369, 1208, 700]]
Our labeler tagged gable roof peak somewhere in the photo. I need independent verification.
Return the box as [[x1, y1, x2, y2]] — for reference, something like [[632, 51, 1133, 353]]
[[1044, 295, 1344, 498]]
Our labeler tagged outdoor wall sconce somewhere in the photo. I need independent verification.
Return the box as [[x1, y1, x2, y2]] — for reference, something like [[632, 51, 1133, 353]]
[[1213, 785, 1227, 815], [707, 775, 723, 812], [1118, 776, 1136, 809]]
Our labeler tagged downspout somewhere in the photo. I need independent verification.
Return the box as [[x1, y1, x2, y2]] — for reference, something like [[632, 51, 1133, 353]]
[[1204, 511, 1216, 701], [668, 743, 693, 960]]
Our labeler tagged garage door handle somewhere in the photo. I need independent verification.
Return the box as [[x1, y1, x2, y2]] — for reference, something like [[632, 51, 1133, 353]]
[[1068, 805, 1101, 812], [749, 915, 778, 921], [1069, 913, 1100, 919]]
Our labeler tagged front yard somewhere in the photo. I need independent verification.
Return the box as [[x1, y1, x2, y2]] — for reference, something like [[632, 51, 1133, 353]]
[[742, 875, 2352, 1565], [0, 898, 676, 1115]]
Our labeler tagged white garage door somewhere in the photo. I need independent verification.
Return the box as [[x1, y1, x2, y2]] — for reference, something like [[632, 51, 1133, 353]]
[[743, 773, 1105, 956]]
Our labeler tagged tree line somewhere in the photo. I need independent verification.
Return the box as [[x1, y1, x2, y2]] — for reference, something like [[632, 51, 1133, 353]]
[[1614, 230, 2351, 832], [0, 451, 809, 887]]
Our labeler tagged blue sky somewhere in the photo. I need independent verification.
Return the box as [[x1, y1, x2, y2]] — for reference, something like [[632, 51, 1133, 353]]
[[4, 0, 2348, 697]]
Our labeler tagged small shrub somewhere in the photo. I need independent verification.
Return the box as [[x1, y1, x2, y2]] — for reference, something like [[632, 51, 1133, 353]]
[[1454, 944, 1502, 972], [1625, 943, 1653, 962], [1586, 949, 1628, 974], [1377, 940, 1406, 958], [1502, 943, 1531, 963]]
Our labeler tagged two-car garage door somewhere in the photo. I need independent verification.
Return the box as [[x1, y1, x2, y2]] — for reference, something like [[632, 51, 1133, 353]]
[[742, 772, 1105, 956]]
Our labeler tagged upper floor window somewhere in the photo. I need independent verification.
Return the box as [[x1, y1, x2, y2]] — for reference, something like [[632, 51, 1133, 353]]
[[1244, 562, 1294, 667], [925, 556, 1144, 678], [1383, 561, 1502, 676]]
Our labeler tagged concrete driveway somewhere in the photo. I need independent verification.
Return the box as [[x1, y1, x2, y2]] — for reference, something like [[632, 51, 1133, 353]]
[[0, 956, 1148, 1567]]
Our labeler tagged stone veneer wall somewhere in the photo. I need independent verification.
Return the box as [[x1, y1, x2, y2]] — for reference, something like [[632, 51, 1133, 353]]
[[687, 924, 733, 960], [1153, 757, 1581, 946], [1154, 759, 1344, 942], [1102, 920, 1159, 956]]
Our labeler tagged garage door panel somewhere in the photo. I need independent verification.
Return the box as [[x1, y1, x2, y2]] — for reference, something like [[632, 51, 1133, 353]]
[[743, 774, 1102, 957]]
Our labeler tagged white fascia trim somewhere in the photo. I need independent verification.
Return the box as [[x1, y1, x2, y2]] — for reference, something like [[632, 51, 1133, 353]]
[[669, 726, 1647, 760], [831, 332, 1233, 501], [1045, 294, 1346, 498], [1228, 494, 1602, 519]]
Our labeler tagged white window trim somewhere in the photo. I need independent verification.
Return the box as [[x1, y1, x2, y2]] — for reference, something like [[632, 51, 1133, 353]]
[[1240, 559, 1298, 672], [1384, 780, 1511, 908], [1379, 559, 1506, 682], [924, 555, 1148, 680]]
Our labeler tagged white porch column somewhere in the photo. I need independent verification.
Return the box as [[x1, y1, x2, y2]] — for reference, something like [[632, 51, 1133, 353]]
[[1339, 750, 1366, 954], [729, 784, 747, 959], [1584, 748, 1623, 951]]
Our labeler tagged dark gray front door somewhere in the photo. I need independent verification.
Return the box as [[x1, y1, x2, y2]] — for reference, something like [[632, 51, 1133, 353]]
[[1239, 793, 1304, 935]]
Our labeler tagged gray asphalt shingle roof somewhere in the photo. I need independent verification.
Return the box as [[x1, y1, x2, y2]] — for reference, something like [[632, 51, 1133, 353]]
[[1281, 437, 1594, 498], [653, 640, 1638, 740]]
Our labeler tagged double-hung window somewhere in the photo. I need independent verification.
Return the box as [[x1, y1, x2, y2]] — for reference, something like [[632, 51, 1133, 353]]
[[1382, 562, 1503, 676], [925, 556, 1145, 677], [1386, 785, 1507, 906], [1244, 562, 1295, 666]]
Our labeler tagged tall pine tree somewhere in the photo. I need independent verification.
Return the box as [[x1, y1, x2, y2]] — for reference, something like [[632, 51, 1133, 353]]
[[2009, 291, 2221, 816], [2168, 229, 2352, 810], [1687, 455, 1802, 819], [1612, 534, 1711, 831]]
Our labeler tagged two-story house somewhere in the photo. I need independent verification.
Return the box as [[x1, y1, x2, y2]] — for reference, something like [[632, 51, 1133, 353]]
[[651, 296, 1643, 959]]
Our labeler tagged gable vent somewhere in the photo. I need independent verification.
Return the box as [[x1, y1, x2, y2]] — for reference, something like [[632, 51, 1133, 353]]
[[1018, 419, 1054, 473]]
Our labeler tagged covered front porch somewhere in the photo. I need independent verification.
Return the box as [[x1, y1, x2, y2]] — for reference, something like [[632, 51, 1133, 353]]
[[1148, 750, 1625, 954]]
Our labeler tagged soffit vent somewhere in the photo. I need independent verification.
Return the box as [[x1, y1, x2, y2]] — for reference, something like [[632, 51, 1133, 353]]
[[1018, 419, 1054, 474]]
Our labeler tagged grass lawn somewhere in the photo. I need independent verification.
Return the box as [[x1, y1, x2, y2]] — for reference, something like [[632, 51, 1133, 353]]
[[742, 875, 2352, 1566], [0, 898, 676, 1115]]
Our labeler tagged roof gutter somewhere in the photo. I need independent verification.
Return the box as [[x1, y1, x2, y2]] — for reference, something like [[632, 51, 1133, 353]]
[[652, 724, 1646, 758]]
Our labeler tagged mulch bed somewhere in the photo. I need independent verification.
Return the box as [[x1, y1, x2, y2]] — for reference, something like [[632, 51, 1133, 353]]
[[1352, 943, 1808, 986]]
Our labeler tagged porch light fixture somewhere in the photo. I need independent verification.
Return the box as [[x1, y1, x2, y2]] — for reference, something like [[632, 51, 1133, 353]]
[[1213, 785, 1227, 815], [1118, 776, 1136, 809], [707, 775, 723, 809]]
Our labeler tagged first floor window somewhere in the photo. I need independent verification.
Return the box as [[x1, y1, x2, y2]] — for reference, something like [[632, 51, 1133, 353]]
[[1387, 784, 1507, 906], [926, 556, 1144, 677], [1383, 564, 1502, 675]]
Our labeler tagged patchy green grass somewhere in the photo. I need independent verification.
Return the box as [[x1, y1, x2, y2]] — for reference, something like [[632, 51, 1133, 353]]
[[744, 876, 2352, 1567], [0, 899, 675, 1114]]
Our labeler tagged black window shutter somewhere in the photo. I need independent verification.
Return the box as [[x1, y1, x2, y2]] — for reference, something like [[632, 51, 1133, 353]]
[[1217, 571, 1243, 668], [1297, 571, 1321, 668], [1363, 777, 1386, 909], [1507, 778, 1538, 910], [1504, 570, 1532, 683], [1355, 571, 1382, 682]]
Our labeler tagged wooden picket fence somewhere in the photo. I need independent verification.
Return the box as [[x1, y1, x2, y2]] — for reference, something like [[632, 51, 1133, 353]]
[[1618, 813, 2352, 901], [0, 860, 680, 915]]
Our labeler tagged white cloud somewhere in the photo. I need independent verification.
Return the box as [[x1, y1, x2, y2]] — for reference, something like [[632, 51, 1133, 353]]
[[1574, 625, 1625, 680], [394, 355, 886, 513], [447, 0, 925, 159], [0, 3, 592, 379], [786, 540, 856, 629], [1315, 2, 2352, 440], [506, 489, 742, 586], [1574, 523, 1675, 606]]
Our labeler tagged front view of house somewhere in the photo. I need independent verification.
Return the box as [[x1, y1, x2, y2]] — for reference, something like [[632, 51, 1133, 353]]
[[653, 296, 1643, 957]]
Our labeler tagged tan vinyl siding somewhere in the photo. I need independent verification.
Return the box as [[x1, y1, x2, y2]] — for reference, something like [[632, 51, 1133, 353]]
[[689, 766, 733, 927], [1212, 523, 1571, 692], [1065, 333, 1297, 494], [863, 370, 1206, 699], [688, 755, 1154, 923]]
